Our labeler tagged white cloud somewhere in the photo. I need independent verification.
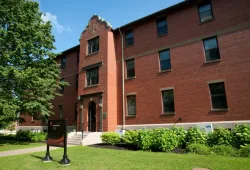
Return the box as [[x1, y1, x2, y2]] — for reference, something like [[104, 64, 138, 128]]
[[41, 12, 71, 34]]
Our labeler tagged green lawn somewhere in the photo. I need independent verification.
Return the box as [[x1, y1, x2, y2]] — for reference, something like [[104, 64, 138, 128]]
[[0, 146, 249, 170], [0, 135, 44, 152]]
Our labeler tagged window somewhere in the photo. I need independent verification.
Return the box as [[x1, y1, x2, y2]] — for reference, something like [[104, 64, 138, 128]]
[[125, 30, 134, 47], [76, 74, 78, 89], [86, 67, 99, 86], [198, 1, 214, 23], [76, 49, 80, 64], [126, 59, 135, 78], [88, 36, 99, 54], [203, 37, 220, 62], [60, 78, 64, 94], [159, 49, 171, 71], [61, 56, 66, 69], [74, 103, 77, 121], [127, 95, 136, 115], [156, 17, 168, 36], [162, 89, 175, 113], [209, 82, 228, 109], [59, 105, 63, 119]]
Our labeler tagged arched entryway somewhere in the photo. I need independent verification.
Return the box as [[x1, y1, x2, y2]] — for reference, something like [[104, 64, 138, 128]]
[[88, 101, 96, 132]]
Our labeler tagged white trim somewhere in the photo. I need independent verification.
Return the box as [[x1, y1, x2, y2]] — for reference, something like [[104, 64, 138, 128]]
[[160, 86, 174, 91], [116, 120, 250, 130], [206, 79, 225, 84], [126, 92, 137, 96]]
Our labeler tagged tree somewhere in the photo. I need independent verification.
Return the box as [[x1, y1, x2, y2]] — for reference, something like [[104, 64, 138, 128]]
[[0, 0, 67, 129]]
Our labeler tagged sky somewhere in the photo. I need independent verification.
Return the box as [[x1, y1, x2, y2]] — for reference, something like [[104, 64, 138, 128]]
[[38, 0, 183, 53]]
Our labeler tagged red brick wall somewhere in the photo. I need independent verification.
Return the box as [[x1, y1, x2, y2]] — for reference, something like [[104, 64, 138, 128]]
[[114, 0, 250, 126]]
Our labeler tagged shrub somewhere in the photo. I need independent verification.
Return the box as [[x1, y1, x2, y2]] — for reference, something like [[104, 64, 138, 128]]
[[170, 126, 187, 148], [16, 130, 46, 142], [231, 124, 250, 148], [186, 144, 210, 155], [122, 130, 139, 146], [210, 145, 236, 157], [101, 132, 121, 145], [137, 129, 154, 151], [136, 128, 180, 152], [185, 127, 207, 146], [207, 127, 232, 147], [237, 145, 250, 157]]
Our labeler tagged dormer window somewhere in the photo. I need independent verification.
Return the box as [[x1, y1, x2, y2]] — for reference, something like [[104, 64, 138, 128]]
[[88, 36, 99, 55]]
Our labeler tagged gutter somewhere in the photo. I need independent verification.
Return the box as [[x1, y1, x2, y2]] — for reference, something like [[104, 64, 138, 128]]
[[119, 28, 125, 130]]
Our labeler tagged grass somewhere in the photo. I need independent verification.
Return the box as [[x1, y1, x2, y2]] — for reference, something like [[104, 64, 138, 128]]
[[0, 135, 44, 152], [0, 146, 249, 170]]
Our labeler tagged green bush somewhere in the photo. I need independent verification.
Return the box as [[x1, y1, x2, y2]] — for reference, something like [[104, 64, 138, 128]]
[[207, 127, 232, 147], [122, 130, 139, 146], [101, 132, 121, 145], [186, 144, 210, 155], [137, 129, 154, 151], [136, 128, 180, 152], [16, 130, 46, 142], [237, 145, 250, 157], [231, 124, 250, 148], [210, 145, 236, 156], [170, 126, 187, 148], [185, 127, 207, 146]]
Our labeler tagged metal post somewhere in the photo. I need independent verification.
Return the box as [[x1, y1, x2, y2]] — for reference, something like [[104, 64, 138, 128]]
[[43, 145, 52, 162], [59, 119, 70, 165]]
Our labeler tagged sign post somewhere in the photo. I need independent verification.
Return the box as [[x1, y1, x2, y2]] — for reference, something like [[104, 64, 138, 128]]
[[43, 119, 70, 165]]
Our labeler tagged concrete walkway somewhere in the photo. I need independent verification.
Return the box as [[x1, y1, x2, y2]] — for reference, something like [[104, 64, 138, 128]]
[[0, 146, 63, 157]]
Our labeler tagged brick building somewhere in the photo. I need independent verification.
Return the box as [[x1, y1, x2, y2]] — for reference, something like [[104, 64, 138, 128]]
[[19, 0, 250, 132]]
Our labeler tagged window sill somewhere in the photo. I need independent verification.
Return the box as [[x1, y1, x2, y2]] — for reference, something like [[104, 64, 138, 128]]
[[85, 84, 99, 89], [126, 115, 136, 118], [204, 59, 221, 64], [158, 69, 172, 74], [161, 112, 176, 116], [125, 76, 136, 80], [157, 33, 168, 39], [199, 18, 214, 25], [211, 108, 229, 112], [125, 44, 134, 49], [86, 51, 99, 57]]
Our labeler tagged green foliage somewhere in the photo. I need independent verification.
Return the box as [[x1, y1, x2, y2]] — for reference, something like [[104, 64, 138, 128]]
[[122, 130, 138, 146], [210, 145, 236, 157], [207, 127, 232, 147], [6, 122, 16, 132], [101, 132, 121, 145], [15, 130, 46, 142], [186, 144, 210, 155], [170, 126, 186, 148], [185, 127, 207, 146], [0, 0, 68, 128], [137, 129, 154, 151], [231, 124, 250, 148], [237, 145, 250, 157]]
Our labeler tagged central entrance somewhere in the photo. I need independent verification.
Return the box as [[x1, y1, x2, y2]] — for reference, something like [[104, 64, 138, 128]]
[[88, 101, 96, 132]]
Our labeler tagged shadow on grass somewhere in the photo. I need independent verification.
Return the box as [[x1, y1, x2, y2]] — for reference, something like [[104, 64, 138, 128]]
[[30, 155, 44, 160]]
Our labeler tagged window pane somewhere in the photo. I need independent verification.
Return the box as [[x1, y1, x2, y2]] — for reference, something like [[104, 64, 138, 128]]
[[127, 69, 135, 78], [126, 59, 134, 69], [60, 78, 64, 93], [127, 95, 136, 115], [209, 82, 228, 109], [59, 105, 63, 119], [205, 48, 220, 61], [199, 4, 211, 13], [204, 38, 217, 50], [160, 59, 171, 71], [88, 37, 99, 54], [162, 90, 175, 112], [200, 10, 213, 21], [157, 20, 167, 28], [157, 26, 168, 36], [159, 50, 170, 61], [86, 67, 99, 86], [126, 30, 134, 46]]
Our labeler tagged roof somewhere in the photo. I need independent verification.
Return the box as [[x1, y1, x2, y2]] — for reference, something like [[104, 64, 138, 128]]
[[113, 0, 193, 31], [59, 44, 80, 55]]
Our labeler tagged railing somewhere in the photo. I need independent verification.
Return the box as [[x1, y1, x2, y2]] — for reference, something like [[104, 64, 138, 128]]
[[76, 123, 84, 139]]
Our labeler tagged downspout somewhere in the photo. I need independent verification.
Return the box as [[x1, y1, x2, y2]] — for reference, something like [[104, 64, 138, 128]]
[[119, 28, 125, 130]]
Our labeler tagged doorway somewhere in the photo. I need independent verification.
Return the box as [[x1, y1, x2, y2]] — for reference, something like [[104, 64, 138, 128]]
[[88, 101, 96, 132]]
